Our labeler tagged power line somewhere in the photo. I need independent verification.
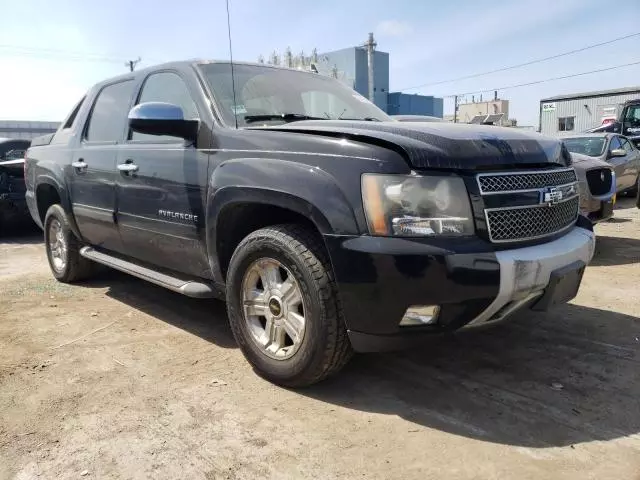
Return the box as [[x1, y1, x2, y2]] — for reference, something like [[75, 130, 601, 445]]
[[0, 44, 128, 63], [440, 60, 640, 98], [400, 32, 640, 91]]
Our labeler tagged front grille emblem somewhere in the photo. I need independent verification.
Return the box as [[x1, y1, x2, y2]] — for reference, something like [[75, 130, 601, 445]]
[[542, 186, 563, 205]]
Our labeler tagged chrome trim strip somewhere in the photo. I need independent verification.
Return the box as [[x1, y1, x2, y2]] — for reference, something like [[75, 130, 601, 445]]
[[478, 180, 579, 196], [484, 190, 579, 213]]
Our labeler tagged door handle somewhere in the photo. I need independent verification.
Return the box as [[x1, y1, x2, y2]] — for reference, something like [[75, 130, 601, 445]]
[[71, 159, 87, 170], [117, 162, 139, 173]]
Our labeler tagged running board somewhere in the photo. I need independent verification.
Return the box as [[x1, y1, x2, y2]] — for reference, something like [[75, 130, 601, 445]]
[[80, 246, 217, 298]]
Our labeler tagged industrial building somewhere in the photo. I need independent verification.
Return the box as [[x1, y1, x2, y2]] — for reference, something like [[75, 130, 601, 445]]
[[387, 93, 443, 117], [456, 96, 510, 126], [0, 120, 59, 140], [259, 34, 444, 117], [540, 86, 640, 136]]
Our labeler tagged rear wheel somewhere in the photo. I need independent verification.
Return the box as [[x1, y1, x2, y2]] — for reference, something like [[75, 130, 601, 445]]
[[225, 224, 352, 387], [44, 204, 96, 283]]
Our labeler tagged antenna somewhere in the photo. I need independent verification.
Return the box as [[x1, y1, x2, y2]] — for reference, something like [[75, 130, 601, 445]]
[[125, 57, 141, 72], [225, 0, 238, 129]]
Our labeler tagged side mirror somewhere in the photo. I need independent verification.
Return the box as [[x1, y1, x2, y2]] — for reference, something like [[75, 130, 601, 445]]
[[609, 148, 626, 158], [128, 102, 199, 142]]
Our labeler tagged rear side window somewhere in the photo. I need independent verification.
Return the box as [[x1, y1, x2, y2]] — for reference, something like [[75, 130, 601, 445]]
[[85, 80, 135, 142], [62, 97, 86, 129]]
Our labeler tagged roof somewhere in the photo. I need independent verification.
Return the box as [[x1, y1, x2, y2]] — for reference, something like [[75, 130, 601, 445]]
[[541, 86, 640, 103], [93, 59, 326, 88]]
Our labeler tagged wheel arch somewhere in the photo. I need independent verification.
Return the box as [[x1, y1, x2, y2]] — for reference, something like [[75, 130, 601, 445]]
[[208, 188, 332, 282], [35, 175, 82, 240], [206, 157, 359, 283]]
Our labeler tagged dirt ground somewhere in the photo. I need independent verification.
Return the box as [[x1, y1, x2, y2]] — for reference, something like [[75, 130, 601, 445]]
[[1, 199, 639, 480]]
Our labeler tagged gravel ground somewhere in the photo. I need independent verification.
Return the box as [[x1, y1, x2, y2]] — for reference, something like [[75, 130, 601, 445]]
[[0, 199, 639, 480]]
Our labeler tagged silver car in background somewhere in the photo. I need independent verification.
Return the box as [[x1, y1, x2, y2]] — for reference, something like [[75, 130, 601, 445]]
[[563, 133, 640, 196], [570, 154, 616, 224]]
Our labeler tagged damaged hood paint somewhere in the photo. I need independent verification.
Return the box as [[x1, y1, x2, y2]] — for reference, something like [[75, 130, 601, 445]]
[[265, 121, 570, 170]]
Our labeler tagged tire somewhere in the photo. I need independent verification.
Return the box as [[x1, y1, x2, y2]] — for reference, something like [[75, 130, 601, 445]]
[[44, 204, 96, 283], [226, 224, 353, 387]]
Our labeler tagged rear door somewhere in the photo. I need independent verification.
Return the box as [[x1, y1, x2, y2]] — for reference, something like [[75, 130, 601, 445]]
[[115, 70, 211, 277], [69, 80, 134, 252]]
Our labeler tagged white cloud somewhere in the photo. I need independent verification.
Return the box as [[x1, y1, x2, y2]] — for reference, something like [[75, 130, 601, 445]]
[[376, 20, 413, 37]]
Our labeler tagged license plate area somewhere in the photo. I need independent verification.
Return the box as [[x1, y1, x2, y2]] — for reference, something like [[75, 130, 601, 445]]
[[531, 260, 586, 311]]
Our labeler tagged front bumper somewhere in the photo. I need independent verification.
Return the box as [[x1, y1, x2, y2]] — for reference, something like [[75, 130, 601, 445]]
[[324, 219, 595, 352]]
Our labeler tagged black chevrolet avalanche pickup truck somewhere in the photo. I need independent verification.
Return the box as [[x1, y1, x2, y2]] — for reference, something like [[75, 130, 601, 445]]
[[25, 61, 596, 386]]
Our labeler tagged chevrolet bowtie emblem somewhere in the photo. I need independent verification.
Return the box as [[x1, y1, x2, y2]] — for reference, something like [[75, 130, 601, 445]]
[[542, 186, 563, 205]]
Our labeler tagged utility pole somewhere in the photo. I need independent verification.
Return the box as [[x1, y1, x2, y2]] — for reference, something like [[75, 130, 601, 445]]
[[364, 32, 376, 103], [125, 57, 141, 72], [453, 95, 458, 123]]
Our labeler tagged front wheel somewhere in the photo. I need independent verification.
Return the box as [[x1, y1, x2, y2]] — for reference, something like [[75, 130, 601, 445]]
[[225, 224, 352, 387]]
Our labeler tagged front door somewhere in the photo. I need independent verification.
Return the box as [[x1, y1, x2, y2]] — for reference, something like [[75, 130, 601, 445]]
[[116, 71, 211, 278], [69, 80, 135, 253], [620, 137, 640, 189], [606, 136, 633, 192]]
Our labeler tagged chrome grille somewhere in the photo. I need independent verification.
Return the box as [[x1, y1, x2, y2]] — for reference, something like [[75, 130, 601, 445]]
[[486, 197, 579, 243], [478, 168, 577, 193]]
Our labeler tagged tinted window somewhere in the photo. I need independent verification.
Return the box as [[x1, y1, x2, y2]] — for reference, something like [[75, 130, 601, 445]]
[[131, 72, 199, 141], [63, 97, 86, 129], [609, 136, 623, 151], [620, 137, 634, 153], [85, 81, 135, 142]]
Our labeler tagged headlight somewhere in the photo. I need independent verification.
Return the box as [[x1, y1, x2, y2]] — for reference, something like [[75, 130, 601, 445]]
[[361, 174, 474, 236]]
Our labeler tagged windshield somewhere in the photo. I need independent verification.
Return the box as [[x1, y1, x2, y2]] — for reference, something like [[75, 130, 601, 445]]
[[623, 105, 640, 126], [562, 137, 606, 157], [198, 63, 391, 127]]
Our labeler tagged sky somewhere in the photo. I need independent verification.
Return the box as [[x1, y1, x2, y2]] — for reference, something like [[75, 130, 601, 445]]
[[1, 0, 639, 127]]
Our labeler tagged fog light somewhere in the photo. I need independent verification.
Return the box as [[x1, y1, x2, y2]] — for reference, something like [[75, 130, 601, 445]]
[[399, 305, 440, 326]]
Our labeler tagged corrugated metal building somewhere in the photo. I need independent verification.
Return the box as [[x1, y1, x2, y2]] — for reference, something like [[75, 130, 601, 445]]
[[318, 45, 443, 117], [319, 47, 390, 111], [0, 120, 60, 140], [539, 86, 640, 136]]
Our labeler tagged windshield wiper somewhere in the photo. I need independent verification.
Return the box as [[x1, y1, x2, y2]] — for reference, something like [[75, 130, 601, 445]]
[[244, 113, 326, 124]]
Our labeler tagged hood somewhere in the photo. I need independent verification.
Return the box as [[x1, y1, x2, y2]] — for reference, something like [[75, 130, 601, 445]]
[[569, 152, 610, 170], [263, 121, 570, 170]]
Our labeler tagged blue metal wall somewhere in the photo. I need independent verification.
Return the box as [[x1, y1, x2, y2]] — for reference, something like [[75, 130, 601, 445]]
[[320, 47, 441, 115], [387, 93, 443, 117], [321, 47, 389, 111]]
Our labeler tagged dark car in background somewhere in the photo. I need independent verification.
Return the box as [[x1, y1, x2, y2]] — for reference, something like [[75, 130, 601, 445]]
[[562, 133, 640, 196], [0, 138, 32, 231]]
